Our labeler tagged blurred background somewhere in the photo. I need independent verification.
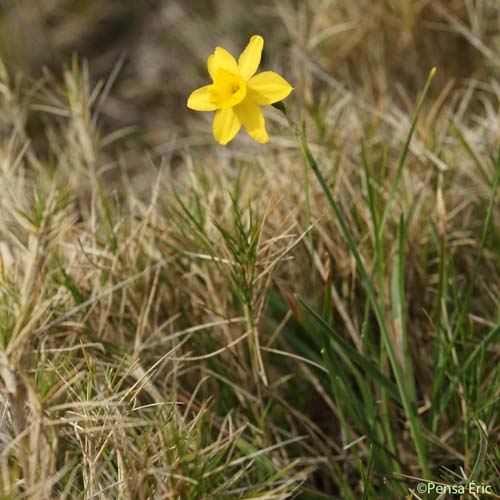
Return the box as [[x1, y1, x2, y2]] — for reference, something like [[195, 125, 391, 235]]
[[0, 0, 498, 156]]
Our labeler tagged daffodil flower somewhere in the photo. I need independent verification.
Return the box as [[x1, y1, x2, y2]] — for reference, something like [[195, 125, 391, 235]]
[[187, 35, 293, 145]]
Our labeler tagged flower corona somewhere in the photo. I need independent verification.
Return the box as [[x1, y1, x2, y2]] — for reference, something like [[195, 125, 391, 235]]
[[187, 35, 293, 145]]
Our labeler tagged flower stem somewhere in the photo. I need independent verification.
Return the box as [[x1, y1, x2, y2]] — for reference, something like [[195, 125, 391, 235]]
[[278, 100, 431, 478]]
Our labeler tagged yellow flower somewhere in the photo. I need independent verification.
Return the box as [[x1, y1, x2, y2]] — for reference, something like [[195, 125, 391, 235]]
[[187, 35, 293, 145]]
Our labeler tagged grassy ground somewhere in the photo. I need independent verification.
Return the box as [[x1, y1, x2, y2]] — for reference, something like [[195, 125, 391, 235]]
[[0, 0, 500, 498]]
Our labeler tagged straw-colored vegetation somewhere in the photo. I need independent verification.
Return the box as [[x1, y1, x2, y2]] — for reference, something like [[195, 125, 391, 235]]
[[0, 0, 500, 498]]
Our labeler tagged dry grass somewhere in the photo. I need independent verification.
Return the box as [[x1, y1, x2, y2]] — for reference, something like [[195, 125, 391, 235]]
[[0, 0, 499, 498]]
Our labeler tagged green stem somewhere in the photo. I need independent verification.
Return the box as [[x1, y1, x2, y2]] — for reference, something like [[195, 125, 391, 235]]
[[279, 108, 431, 477]]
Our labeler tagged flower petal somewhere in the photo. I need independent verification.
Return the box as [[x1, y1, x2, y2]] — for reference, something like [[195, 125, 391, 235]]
[[208, 47, 239, 81], [234, 99, 269, 144], [213, 108, 241, 145], [210, 69, 247, 109], [247, 71, 293, 105], [238, 35, 264, 80], [187, 85, 217, 111]]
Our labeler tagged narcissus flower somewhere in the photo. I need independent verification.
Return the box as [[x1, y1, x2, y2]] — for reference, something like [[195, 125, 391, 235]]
[[187, 35, 293, 145]]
